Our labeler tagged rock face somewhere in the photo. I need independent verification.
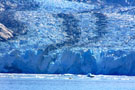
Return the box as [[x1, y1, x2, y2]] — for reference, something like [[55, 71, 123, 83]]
[[0, 0, 40, 11], [0, 11, 27, 36], [0, 23, 13, 41], [0, 23, 13, 40], [0, 0, 40, 41]]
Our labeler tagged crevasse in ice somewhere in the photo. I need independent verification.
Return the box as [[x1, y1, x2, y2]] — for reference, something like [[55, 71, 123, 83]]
[[0, 0, 135, 75]]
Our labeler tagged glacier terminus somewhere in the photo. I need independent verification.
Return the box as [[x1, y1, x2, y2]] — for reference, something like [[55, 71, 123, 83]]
[[0, 0, 135, 76]]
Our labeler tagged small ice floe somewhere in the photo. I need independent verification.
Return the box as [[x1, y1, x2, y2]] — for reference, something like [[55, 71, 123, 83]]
[[64, 74, 74, 76], [68, 77, 72, 79], [63, 74, 74, 79], [77, 75, 85, 78], [87, 73, 95, 78], [121, 78, 130, 80], [113, 77, 119, 80]]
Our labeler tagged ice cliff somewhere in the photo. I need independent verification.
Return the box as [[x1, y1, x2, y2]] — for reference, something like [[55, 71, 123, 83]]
[[0, 0, 135, 75]]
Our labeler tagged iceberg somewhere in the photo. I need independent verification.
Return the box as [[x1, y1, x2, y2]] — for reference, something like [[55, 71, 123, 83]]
[[0, 0, 135, 75]]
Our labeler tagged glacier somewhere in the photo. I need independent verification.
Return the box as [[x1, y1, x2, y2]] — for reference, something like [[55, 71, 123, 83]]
[[0, 0, 135, 75]]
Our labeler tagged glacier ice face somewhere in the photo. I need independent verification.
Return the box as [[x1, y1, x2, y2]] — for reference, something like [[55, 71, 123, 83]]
[[0, 49, 135, 75], [0, 0, 135, 75]]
